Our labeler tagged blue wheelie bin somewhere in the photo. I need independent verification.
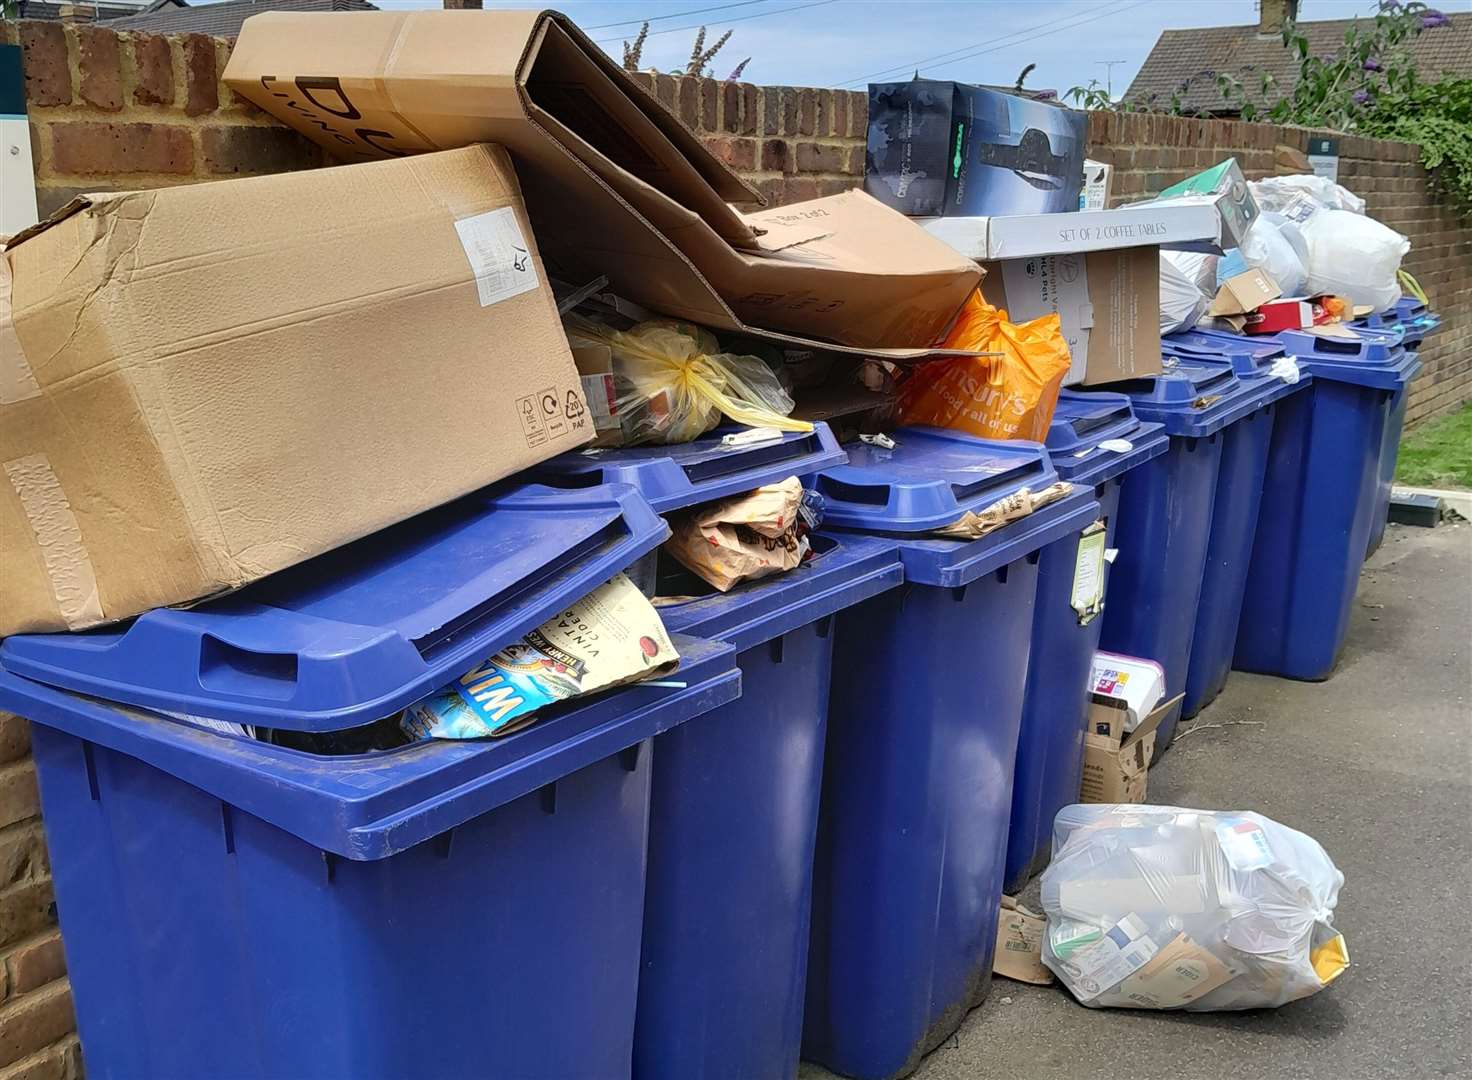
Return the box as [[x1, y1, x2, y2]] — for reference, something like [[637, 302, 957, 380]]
[[801, 429, 1100, 1080], [0, 484, 742, 1080], [1351, 307, 1438, 559], [529, 425, 903, 1080], [1191, 327, 1421, 679], [1077, 358, 1267, 754], [1002, 392, 1168, 893], [1161, 331, 1312, 717]]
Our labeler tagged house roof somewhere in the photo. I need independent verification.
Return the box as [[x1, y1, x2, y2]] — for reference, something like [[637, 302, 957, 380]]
[[109, 0, 378, 38], [1125, 11, 1472, 114], [13, 1, 161, 19]]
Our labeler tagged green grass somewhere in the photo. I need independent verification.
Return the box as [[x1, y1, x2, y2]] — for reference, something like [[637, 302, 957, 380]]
[[1396, 403, 1472, 490]]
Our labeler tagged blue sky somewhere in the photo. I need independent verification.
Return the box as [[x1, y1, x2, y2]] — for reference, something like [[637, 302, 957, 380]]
[[346, 0, 1406, 97]]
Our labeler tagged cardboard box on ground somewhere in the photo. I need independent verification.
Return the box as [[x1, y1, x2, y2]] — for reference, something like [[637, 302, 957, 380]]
[[0, 144, 587, 636], [223, 9, 980, 359], [1080, 694, 1183, 804]]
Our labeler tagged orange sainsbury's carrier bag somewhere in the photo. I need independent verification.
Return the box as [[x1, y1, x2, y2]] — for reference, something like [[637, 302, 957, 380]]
[[897, 293, 1072, 441]]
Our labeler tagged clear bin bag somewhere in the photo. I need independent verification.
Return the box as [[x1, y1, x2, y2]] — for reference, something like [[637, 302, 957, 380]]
[[1039, 804, 1348, 1011]]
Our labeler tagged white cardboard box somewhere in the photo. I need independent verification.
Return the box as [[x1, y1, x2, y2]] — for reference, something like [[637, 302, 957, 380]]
[[922, 198, 1228, 261]]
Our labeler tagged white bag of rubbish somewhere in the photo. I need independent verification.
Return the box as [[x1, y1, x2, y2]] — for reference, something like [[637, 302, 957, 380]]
[[1249, 174, 1365, 216], [1229, 212, 1310, 297], [1301, 209, 1408, 312], [1159, 253, 1210, 334], [1039, 804, 1348, 1011], [1161, 249, 1219, 296]]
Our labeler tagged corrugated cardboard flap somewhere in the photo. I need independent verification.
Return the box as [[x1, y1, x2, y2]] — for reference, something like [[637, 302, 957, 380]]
[[4, 191, 141, 250]]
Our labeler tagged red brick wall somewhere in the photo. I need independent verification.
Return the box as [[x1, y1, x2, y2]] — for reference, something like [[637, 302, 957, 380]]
[[3, 19, 324, 219]]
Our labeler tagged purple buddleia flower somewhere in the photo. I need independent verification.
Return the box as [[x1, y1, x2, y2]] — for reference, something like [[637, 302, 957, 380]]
[[1363, 57, 1383, 72], [1352, 88, 1373, 105], [1421, 10, 1450, 28]]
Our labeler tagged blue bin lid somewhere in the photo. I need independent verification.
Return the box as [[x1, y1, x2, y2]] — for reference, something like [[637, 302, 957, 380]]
[[0, 636, 741, 861], [1185, 326, 1421, 392], [1046, 391, 1169, 487], [812, 428, 1061, 534], [1272, 327, 1422, 391], [810, 428, 1102, 588], [0, 484, 670, 731], [525, 424, 845, 514], [1160, 331, 1306, 409], [1083, 358, 1263, 438]]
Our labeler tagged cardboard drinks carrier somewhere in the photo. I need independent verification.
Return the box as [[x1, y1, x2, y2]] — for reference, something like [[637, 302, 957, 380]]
[[223, 9, 980, 356], [1, 144, 587, 635]]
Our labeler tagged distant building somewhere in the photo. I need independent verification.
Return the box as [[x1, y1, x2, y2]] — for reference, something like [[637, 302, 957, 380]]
[[12, 1, 159, 21], [1126, 0, 1472, 116], [7, 1, 381, 37], [108, 0, 379, 37]]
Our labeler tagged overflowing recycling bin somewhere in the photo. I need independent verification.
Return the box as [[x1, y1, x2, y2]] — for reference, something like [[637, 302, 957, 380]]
[[1001, 393, 1168, 893], [1186, 327, 1421, 681], [529, 425, 903, 1080], [1350, 304, 1439, 559], [1074, 357, 1274, 754], [0, 484, 742, 1080], [802, 429, 1100, 1080], [1159, 332, 1313, 717]]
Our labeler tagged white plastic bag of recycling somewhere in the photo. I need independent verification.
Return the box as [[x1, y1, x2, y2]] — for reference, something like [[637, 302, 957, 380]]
[[1301, 210, 1408, 312], [1236, 213, 1310, 297], [1039, 804, 1348, 1011], [1249, 174, 1365, 216]]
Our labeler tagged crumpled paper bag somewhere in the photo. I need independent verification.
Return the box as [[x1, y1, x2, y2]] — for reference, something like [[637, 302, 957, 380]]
[[931, 481, 1073, 540], [666, 477, 808, 592]]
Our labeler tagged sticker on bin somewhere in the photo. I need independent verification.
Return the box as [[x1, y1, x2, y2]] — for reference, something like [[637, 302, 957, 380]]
[[403, 574, 678, 740], [1216, 818, 1275, 872], [1071, 523, 1107, 624]]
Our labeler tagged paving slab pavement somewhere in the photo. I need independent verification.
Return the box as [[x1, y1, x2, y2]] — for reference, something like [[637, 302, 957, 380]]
[[801, 521, 1472, 1080]]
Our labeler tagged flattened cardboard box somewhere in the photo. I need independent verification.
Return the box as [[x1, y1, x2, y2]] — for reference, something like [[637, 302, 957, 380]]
[[223, 9, 981, 355], [0, 144, 588, 636], [1080, 694, 1183, 804]]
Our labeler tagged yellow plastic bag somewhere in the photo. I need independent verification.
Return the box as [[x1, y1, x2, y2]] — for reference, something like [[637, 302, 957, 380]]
[[896, 293, 1072, 441], [566, 316, 812, 446]]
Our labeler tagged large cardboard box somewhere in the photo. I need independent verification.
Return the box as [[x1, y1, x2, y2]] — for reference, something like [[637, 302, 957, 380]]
[[979, 246, 1161, 385], [224, 10, 980, 355], [1, 144, 588, 636], [866, 79, 1086, 215]]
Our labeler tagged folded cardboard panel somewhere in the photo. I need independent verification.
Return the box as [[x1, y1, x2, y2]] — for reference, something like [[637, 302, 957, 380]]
[[224, 10, 980, 354], [0, 144, 588, 635]]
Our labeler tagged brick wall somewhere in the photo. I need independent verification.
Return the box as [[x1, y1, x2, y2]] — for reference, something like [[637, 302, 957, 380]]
[[1, 715, 78, 1080], [2, 19, 325, 220]]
